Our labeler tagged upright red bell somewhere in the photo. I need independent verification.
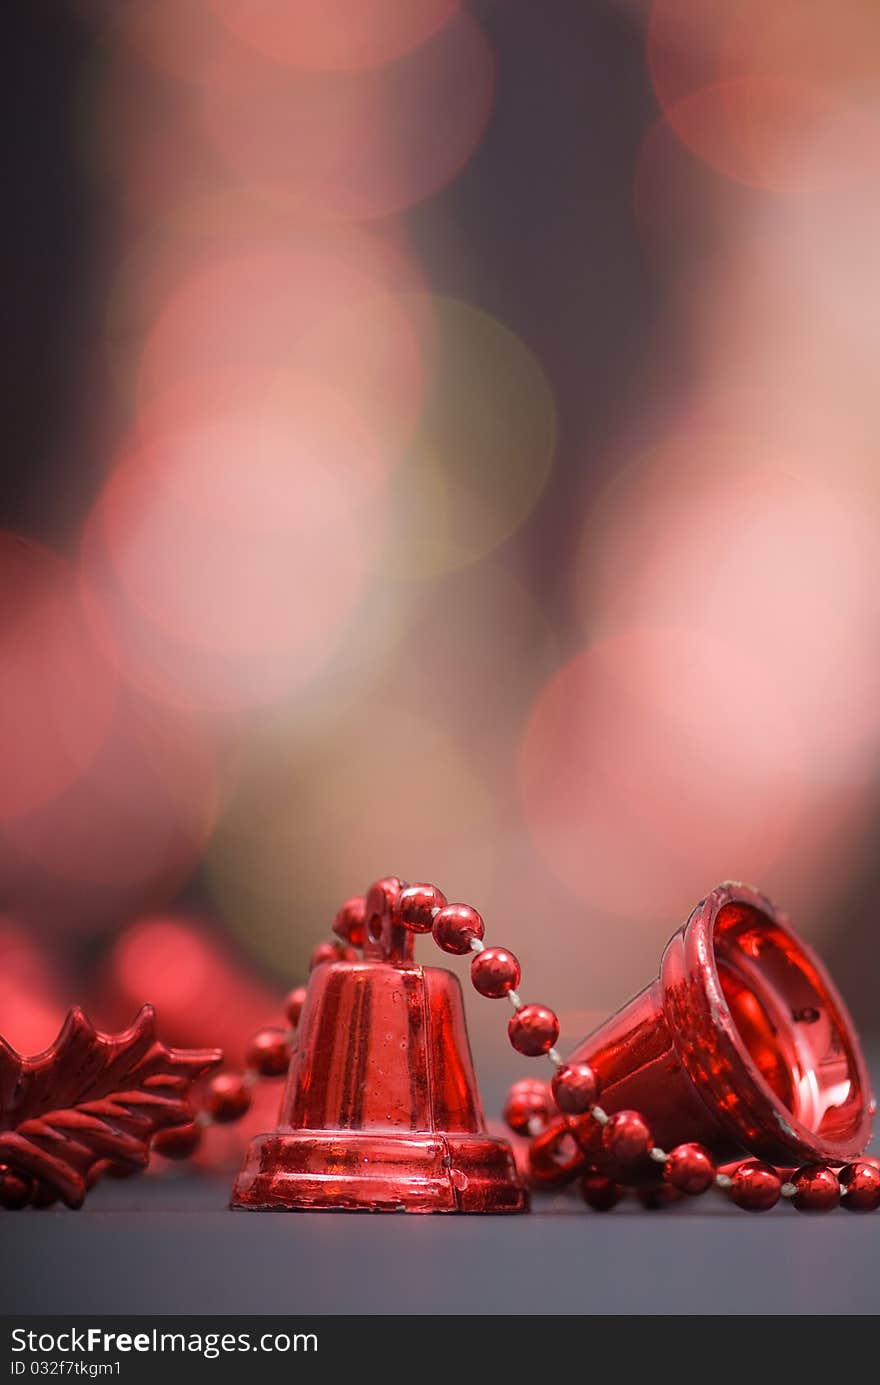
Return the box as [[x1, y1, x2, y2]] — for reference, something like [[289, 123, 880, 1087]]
[[531, 882, 874, 1180], [232, 879, 526, 1213]]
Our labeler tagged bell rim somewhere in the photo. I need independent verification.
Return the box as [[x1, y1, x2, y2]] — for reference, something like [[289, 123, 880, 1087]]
[[664, 880, 875, 1165]]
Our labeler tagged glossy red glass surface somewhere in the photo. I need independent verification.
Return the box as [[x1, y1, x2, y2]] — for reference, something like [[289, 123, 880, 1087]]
[[839, 1161, 880, 1211], [232, 882, 525, 1213], [790, 1163, 840, 1212], [532, 883, 874, 1178]]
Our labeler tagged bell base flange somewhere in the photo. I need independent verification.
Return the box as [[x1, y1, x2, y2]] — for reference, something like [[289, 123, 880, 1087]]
[[231, 1129, 528, 1214]]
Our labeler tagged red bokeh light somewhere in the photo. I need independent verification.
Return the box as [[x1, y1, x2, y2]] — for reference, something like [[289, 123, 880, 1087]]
[[198, 11, 495, 220], [0, 691, 219, 923], [96, 915, 283, 1066], [207, 0, 461, 73], [647, 0, 880, 192], [0, 921, 71, 1055], [110, 0, 240, 90], [721, 0, 880, 100], [0, 533, 118, 825], [648, 0, 746, 120]]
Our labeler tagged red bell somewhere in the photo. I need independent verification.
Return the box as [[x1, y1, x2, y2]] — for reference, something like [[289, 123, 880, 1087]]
[[531, 882, 874, 1180], [232, 879, 526, 1213]]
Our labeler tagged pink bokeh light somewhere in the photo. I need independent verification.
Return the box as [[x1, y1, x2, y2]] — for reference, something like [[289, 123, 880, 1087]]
[[519, 627, 810, 924], [79, 416, 378, 715], [577, 438, 880, 786], [132, 240, 426, 463]]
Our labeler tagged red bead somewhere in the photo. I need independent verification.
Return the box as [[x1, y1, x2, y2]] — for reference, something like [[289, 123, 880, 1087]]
[[638, 1182, 683, 1209], [432, 903, 485, 955], [580, 1170, 625, 1211], [245, 1027, 292, 1078], [602, 1110, 652, 1169], [729, 1160, 781, 1211], [664, 1142, 715, 1195], [283, 985, 307, 1027], [508, 1004, 559, 1056], [839, 1161, 880, 1211], [503, 1077, 553, 1134], [0, 1166, 32, 1210], [551, 1061, 598, 1115], [471, 946, 521, 999], [153, 1122, 202, 1160], [394, 883, 447, 933], [332, 896, 366, 946], [790, 1163, 840, 1212], [206, 1073, 252, 1123], [309, 940, 357, 970], [309, 941, 338, 970]]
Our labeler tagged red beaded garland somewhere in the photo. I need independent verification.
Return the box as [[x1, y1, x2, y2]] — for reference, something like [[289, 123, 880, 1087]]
[[664, 1143, 715, 1196], [394, 883, 448, 933], [432, 903, 485, 955], [206, 1073, 251, 1124], [508, 1003, 559, 1056], [551, 1061, 598, 1115], [153, 1122, 202, 1160], [839, 1161, 880, 1211], [602, 1110, 652, 1168], [245, 1027, 292, 1078], [332, 896, 367, 946], [309, 940, 357, 970], [503, 1077, 553, 1134], [471, 946, 521, 999], [638, 1182, 683, 1210], [790, 1163, 840, 1213], [729, 1160, 781, 1212], [580, 1170, 625, 1211], [283, 985, 307, 1027]]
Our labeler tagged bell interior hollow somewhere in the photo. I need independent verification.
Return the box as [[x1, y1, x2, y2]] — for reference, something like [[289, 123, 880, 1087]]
[[538, 883, 874, 1174], [703, 898, 869, 1155]]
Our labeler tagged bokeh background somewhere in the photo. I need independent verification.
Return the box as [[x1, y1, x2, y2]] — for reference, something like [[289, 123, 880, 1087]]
[[4, 0, 879, 1148]]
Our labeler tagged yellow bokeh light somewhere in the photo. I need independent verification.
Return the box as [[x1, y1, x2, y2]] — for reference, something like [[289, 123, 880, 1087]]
[[204, 704, 500, 975], [381, 298, 557, 580]]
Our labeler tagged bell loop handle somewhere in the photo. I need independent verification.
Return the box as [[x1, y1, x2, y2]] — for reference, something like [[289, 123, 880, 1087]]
[[362, 877, 415, 965]]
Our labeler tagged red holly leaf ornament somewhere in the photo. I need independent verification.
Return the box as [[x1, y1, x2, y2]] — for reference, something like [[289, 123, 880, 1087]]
[[0, 1006, 221, 1208]]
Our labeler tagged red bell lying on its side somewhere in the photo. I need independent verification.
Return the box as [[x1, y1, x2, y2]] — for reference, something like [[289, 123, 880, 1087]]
[[232, 879, 526, 1213], [529, 882, 874, 1184]]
